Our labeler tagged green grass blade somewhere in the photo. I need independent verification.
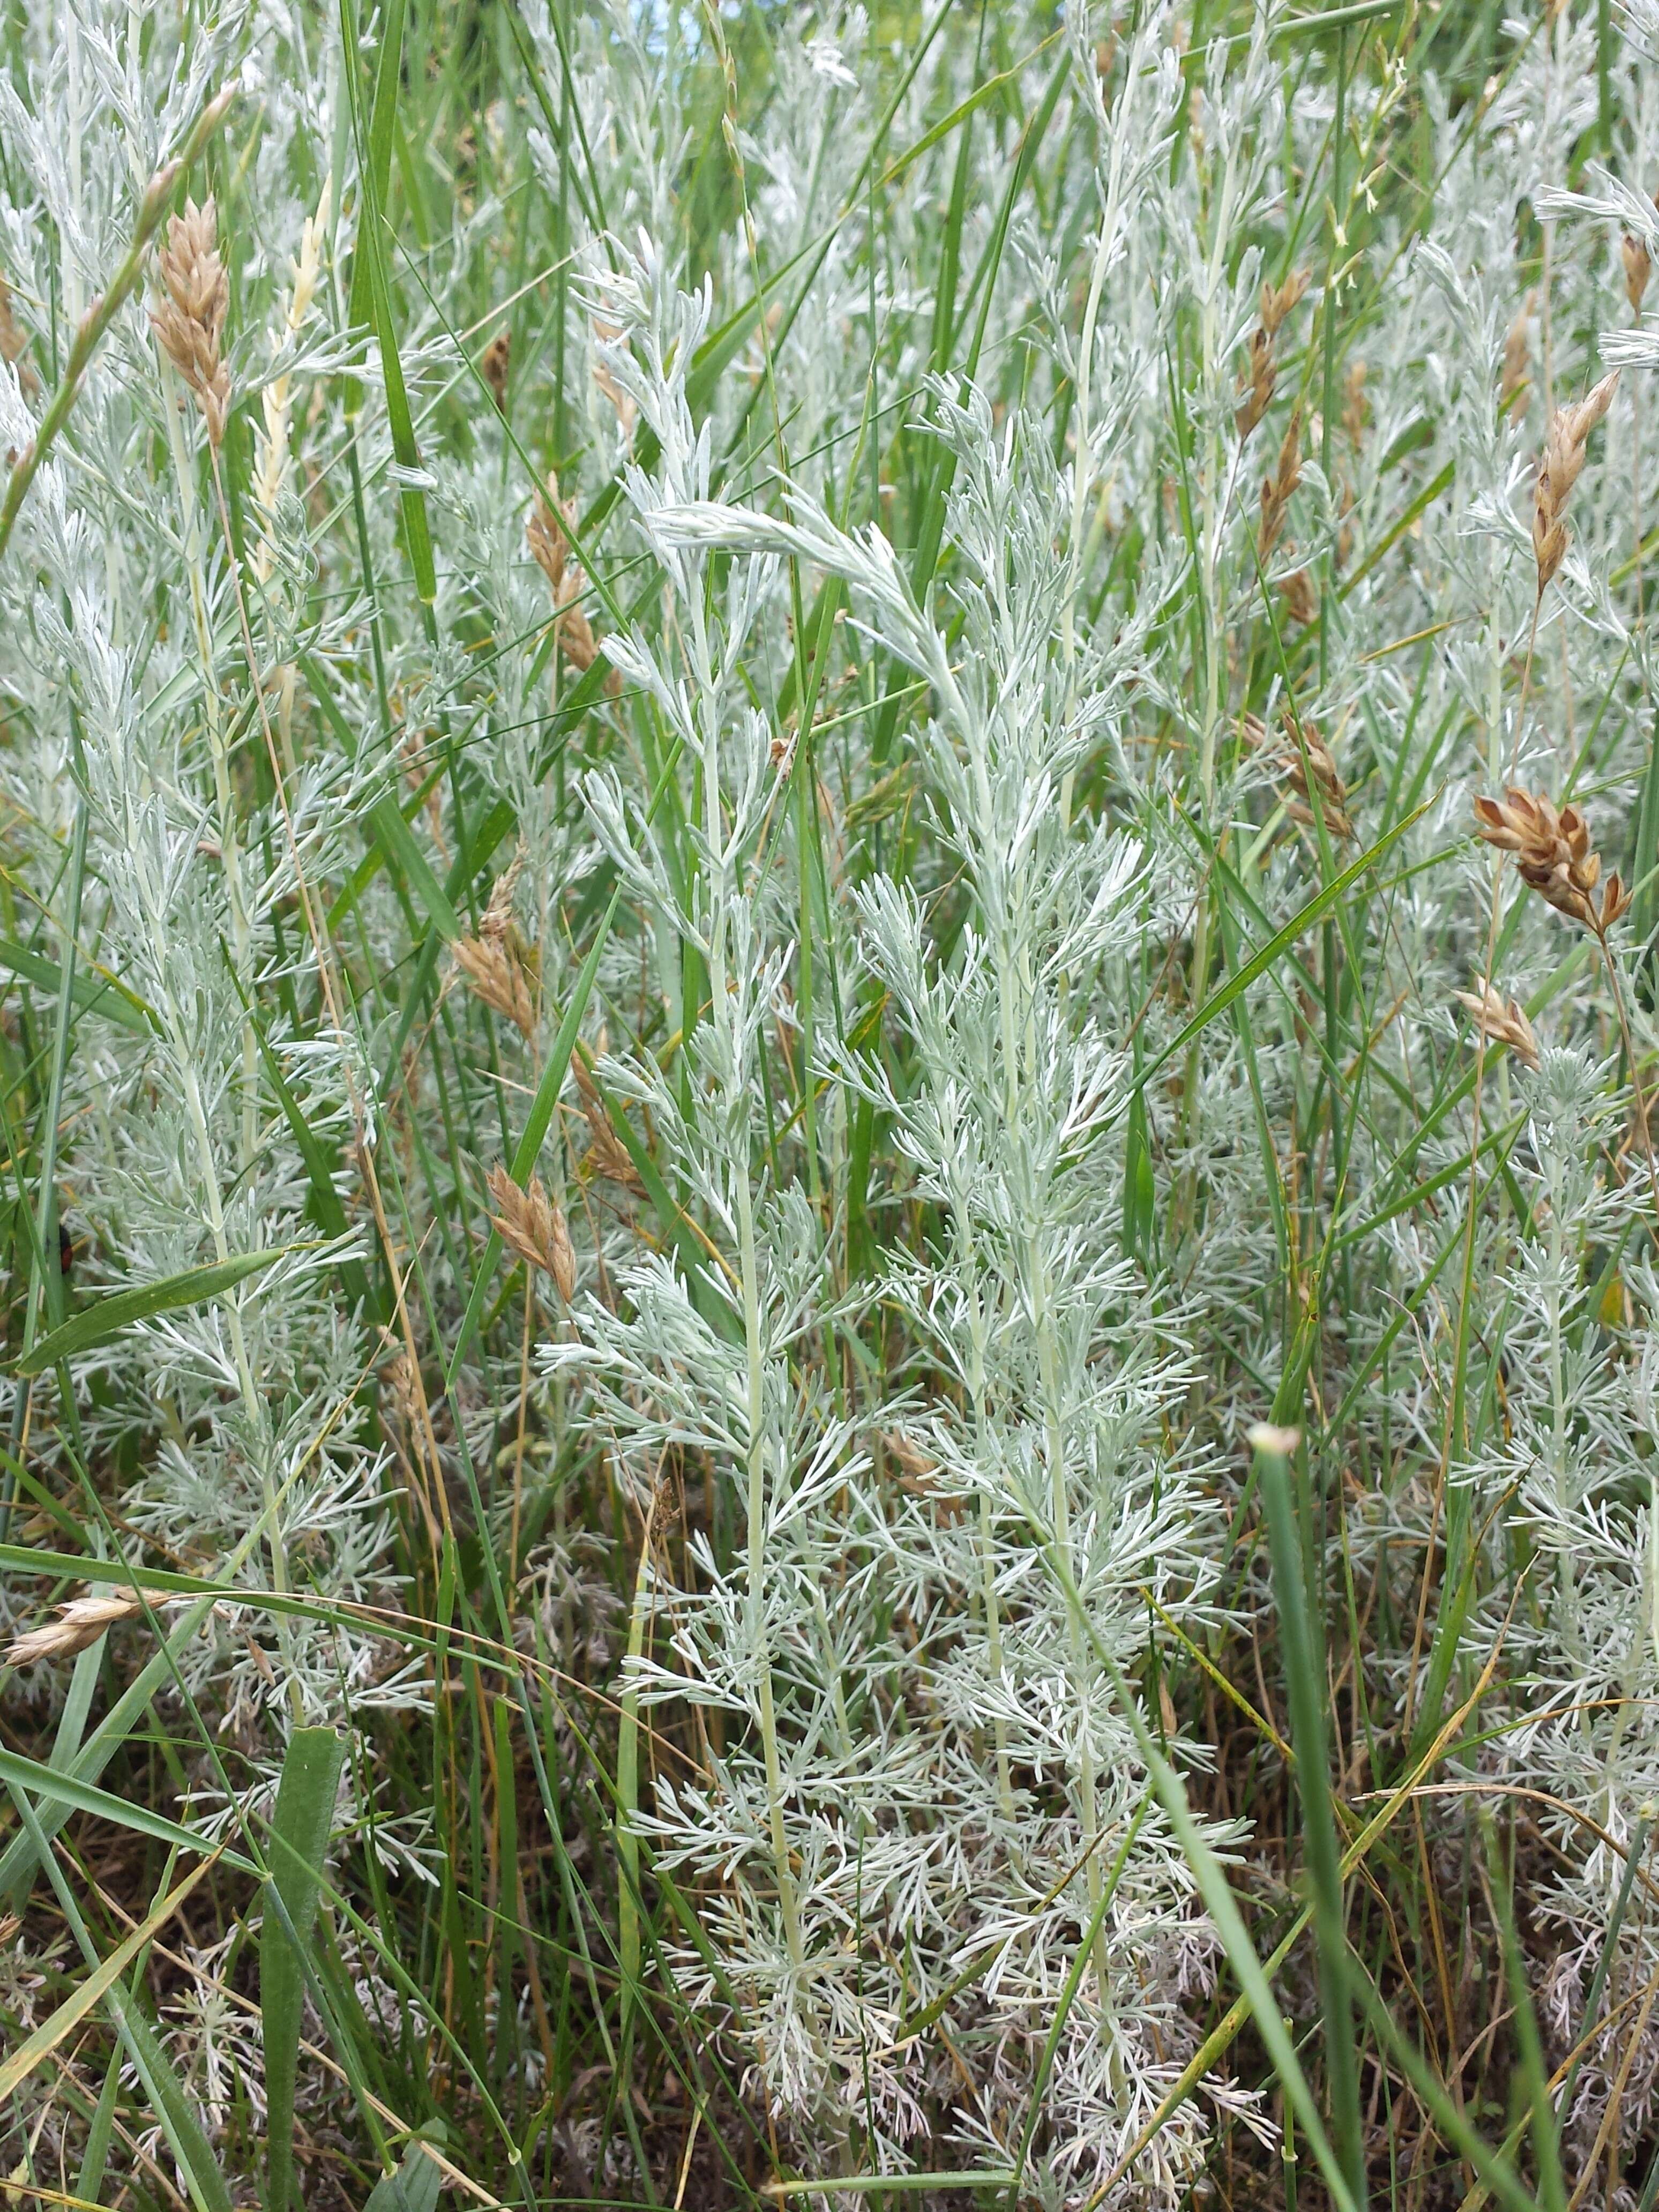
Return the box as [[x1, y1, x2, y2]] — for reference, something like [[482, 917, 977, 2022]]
[[263, 1727, 348, 2212], [18, 1248, 288, 1374], [0, 936, 156, 1036], [1254, 1425, 1366, 2208]]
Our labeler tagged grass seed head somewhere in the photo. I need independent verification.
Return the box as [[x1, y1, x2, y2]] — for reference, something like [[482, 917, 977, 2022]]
[[1235, 270, 1308, 439], [1258, 409, 1302, 556], [453, 932, 536, 1036], [487, 1164, 576, 1299], [482, 326, 510, 411], [1625, 233, 1652, 315], [1279, 566, 1318, 626], [1533, 372, 1619, 593], [527, 479, 600, 671], [1500, 291, 1534, 414], [1473, 786, 1631, 933], [582, 1096, 644, 1189], [151, 196, 231, 447], [8, 1586, 175, 1667], [1454, 980, 1541, 1069], [1243, 709, 1354, 839]]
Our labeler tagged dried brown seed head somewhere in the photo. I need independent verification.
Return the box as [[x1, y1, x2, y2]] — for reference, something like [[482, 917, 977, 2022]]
[[379, 1337, 422, 1433], [486, 1164, 576, 1299], [1234, 275, 1307, 441], [1243, 709, 1355, 840], [1500, 292, 1534, 415], [1625, 233, 1653, 316], [1453, 980, 1540, 1070], [452, 933, 536, 1036], [582, 1095, 644, 1190], [527, 480, 601, 673], [1279, 567, 1318, 627], [881, 1429, 939, 1478], [482, 327, 510, 411], [1533, 371, 1619, 593], [1258, 410, 1303, 558], [151, 197, 231, 448], [7, 1586, 175, 1668], [526, 481, 569, 594], [481, 845, 526, 942], [1342, 357, 1369, 446], [1473, 784, 1627, 932], [1235, 326, 1276, 439], [1260, 268, 1310, 340]]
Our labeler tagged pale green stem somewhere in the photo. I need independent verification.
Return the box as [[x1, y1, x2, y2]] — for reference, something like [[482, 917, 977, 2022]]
[[692, 581, 805, 1972]]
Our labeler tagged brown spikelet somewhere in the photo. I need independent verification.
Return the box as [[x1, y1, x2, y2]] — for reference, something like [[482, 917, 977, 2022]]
[[572, 1036, 604, 1108], [1624, 233, 1652, 316], [1342, 357, 1369, 447], [379, 1337, 423, 1435], [486, 1164, 576, 1299], [527, 480, 601, 673], [1453, 979, 1540, 1070], [1258, 409, 1303, 557], [481, 846, 526, 942], [1532, 372, 1619, 593], [1473, 785, 1630, 933], [481, 327, 510, 412], [453, 933, 536, 1036], [1235, 271, 1309, 440], [881, 1429, 939, 1478], [582, 1095, 644, 1190], [151, 197, 231, 448], [591, 324, 638, 438], [8, 1586, 175, 1668], [1499, 292, 1534, 416], [526, 483, 569, 595], [1279, 567, 1318, 627], [0, 274, 37, 397], [1236, 328, 1277, 440], [1261, 269, 1311, 340], [1243, 710, 1355, 841]]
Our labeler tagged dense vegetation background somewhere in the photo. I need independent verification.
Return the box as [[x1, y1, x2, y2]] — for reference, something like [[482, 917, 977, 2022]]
[[3, 0, 1659, 2205]]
